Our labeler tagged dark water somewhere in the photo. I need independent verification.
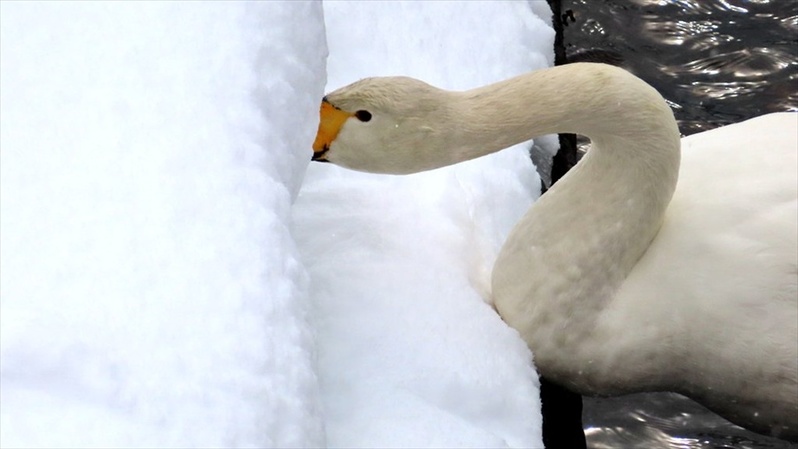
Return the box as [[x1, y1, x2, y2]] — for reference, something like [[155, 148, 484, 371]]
[[562, 0, 797, 135], [557, 1, 798, 448]]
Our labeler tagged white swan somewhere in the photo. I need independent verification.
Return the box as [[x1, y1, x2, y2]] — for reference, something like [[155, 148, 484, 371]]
[[310, 63, 798, 440]]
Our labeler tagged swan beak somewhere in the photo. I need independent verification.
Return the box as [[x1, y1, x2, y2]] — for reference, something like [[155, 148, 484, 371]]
[[312, 99, 352, 161]]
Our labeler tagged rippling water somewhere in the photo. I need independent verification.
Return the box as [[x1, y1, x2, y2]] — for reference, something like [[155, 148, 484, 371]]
[[563, 0, 797, 135], [558, 0, 798, 448]]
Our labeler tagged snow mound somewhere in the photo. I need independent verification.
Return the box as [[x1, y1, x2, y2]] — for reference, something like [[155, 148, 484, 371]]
[[1, 3, 326, 447]]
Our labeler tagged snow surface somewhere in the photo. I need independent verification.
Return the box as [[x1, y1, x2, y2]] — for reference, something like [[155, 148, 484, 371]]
[[1, 2, 326, 447], [1, 1, 554, 447]]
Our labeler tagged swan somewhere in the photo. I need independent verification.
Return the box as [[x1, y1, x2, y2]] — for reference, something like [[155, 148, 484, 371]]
[[310, 63, 798, 441]]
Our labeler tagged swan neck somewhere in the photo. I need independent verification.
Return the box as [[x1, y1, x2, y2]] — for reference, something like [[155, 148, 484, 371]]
[[488, 64, 682, 386], [452, 63, 679, 161]]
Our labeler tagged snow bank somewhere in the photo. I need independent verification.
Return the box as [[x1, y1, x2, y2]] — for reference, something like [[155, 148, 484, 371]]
[[0, 2, 325, 447], [294, 2, 554, 447]]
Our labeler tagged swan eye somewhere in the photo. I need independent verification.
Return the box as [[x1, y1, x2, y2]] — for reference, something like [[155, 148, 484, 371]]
[[355, 110, 372, 122]]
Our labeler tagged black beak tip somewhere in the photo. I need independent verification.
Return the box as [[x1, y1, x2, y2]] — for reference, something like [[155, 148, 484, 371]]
[[312, 145, 330, 162]]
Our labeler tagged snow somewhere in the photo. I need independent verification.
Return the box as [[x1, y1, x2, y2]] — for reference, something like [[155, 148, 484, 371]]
[[1, 2, 326, 447], [1, 1, 554, 447]]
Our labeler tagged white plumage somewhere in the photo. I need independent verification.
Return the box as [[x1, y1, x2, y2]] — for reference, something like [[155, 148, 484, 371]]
[[312, 63, 798, 440]]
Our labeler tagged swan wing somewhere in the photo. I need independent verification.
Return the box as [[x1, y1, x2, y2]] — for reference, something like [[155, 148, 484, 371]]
[[602, 113, 797, 436]]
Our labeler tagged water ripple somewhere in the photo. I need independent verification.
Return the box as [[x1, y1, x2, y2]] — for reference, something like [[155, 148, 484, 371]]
[[565, 0, 798, 135]]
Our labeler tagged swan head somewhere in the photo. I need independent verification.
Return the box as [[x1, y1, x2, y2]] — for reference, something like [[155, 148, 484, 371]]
[[312, 76, 457, 174]]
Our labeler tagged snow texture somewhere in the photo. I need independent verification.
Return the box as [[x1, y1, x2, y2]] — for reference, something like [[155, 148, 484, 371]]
[[1, 1, 554, 447], [1, 3, 326, 447]]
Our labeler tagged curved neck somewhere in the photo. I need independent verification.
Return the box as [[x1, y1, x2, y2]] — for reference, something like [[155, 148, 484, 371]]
[[479, 64, 681, 386], [451, 63, 679, 162]]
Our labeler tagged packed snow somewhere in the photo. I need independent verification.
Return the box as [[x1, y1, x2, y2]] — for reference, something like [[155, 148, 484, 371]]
[[0, 2, 326, 446], [1, 1, 555, 447]]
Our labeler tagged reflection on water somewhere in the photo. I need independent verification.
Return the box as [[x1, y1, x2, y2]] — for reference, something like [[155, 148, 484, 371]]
[[563, 0, 797, 135], [559, 0, 798, 448], [584, 393, 794, 449]]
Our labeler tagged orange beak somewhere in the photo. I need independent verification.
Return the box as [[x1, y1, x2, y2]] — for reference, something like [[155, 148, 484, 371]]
[[312, 99, 353, 161]]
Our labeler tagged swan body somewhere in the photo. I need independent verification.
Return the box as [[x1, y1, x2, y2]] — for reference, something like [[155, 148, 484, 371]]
[[311, 63, 798, 440]]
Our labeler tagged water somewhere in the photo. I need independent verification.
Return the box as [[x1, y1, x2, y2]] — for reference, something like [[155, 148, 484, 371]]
[[563, 0, 797, 136], [584, 392, 795, 449], [558, 0, 798, 448]]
